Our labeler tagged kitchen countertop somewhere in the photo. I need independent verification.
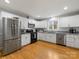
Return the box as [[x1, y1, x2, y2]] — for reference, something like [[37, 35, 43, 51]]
[[38, 31, 79, 35], [21, 33, 30, 35]]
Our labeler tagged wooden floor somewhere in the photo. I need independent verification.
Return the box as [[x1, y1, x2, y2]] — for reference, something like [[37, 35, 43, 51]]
[[0, 41, 79, 59]]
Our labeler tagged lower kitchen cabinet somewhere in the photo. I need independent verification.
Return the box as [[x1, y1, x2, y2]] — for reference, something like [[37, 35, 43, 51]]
[[74, 35, 79, 48], [38, 33, 79, 48], [65, 34, 79, 48], [38, 33, 44, 40], [21, 34, 30, 46], [38, 33, 46, 41], [0, 35, 3, 50], [45, 33, 56, 43], [38, 33, 56, 43], [65, 35, 74, 47]]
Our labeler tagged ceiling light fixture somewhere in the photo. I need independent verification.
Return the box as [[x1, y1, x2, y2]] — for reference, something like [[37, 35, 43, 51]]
[[4, 0, 10, 4], [64, 6, 68, 10]]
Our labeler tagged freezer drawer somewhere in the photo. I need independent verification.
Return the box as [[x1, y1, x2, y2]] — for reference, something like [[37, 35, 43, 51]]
[[2, 39, 21, 55]]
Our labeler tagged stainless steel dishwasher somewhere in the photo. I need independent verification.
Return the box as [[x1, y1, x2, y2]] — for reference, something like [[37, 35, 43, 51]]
[[56, 33, 66, 46]]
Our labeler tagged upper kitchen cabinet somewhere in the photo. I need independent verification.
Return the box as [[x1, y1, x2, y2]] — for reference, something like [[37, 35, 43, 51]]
[[36, 20, 48, 28], [28, 19, 36, 28], [28, 19, 48, 28], [20, 17, 29, 29], [58, 15, 79, 27]]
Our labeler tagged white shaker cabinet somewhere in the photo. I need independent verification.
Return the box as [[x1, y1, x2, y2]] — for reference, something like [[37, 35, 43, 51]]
[[38, 33, 46, 41], [20, 17, 29, 29], [65, 35, 75, 47], [38, 33, 44, 40], [38, 33, 56, 43], [59, 15, 79, 27], [21, 34, 30, 46], [45, 33, 56, 43], [65, 34, 79, 48], [74, 35, 79, 48]]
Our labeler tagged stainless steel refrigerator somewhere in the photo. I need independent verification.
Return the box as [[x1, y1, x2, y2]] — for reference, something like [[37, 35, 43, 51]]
[[0, 17, 21, 55]]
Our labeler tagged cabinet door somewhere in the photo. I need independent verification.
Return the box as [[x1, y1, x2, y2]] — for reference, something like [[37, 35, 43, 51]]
[[21, 19, 28, 29], [37, 33, 41, 40], [74, 39, 79, 48], [26, 34, 30, 44], [74, 35, 79, 48], [66, 39, 74, 47], [76, 39, 79, 48], [38, 33, 44, 40], [66, 35, 74, 47], [41, 33, 47, 41], [38, 33, 56, 43], [49, 34, 56, 43], [21, 34, 30, 46], [42, 33, 51, 42], [45, 34, 50, 42], [43, 33, 56, 43]]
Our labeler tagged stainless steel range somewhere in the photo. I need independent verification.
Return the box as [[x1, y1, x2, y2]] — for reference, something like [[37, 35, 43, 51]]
[[0, 17, 21, 55]]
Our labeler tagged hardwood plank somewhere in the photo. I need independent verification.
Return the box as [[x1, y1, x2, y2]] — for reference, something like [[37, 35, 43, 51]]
[[0, 41, 79, 59]]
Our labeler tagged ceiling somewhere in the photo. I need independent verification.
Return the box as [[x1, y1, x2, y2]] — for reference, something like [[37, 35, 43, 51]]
[[0, 0, 79, 18]]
